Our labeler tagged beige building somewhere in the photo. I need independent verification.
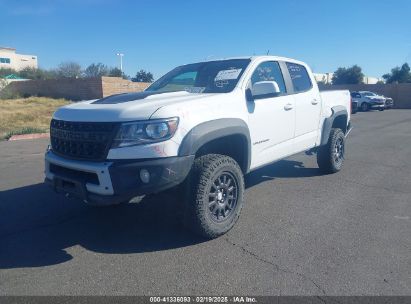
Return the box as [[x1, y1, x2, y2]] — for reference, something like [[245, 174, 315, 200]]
[[313, 73, 334, 84], [0, 47, 38, 71], [314, 72, 383, 84]]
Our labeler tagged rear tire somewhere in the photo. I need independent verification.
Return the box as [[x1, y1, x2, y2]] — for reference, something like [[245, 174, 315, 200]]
[[184, 154, 244, 239], [379, 108, 384, 111], [317, 128, 346, 174], [361, 103, 370, 112]]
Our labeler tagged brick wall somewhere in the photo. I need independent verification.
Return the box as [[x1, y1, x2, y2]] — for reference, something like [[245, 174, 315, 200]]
[[101, 77, 150, 97], [319, 83, 411, 109], [6, 78, 410, 108], [3, 77, 151, 101]]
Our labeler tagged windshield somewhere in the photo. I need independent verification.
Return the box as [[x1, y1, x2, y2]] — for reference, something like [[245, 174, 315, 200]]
[[146, 59, 250, 93]]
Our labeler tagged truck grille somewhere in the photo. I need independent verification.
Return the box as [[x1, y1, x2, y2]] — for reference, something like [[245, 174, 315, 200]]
[[50, 119, 118, 161]]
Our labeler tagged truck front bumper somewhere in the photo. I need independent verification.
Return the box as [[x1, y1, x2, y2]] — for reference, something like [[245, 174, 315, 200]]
[[45, 151, 194, 205]]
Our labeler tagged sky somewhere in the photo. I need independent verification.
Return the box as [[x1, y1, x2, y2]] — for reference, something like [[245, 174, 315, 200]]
[[1, 0, 411, 79]]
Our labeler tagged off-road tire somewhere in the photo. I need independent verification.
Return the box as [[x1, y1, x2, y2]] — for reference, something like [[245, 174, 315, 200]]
[[184, 154, 244, 239], [317, 128, 346, 174]]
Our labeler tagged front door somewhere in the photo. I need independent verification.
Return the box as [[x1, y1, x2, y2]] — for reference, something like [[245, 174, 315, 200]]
[[247, 61, 296, 169]]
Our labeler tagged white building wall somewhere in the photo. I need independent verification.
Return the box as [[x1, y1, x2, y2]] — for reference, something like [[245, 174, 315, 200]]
[[0, 47, 38, 71], [363, 76, 382, 84]]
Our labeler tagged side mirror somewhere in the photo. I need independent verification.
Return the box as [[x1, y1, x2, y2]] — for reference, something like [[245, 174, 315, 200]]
[[251, 81, 281, 99]]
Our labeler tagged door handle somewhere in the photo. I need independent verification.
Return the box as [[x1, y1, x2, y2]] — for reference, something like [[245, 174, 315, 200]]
[[311, 99, 319, 105], [284, 103, 293, 111]]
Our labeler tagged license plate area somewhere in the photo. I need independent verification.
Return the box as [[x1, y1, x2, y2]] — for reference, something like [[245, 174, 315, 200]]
[[53, 175, 88, 200]]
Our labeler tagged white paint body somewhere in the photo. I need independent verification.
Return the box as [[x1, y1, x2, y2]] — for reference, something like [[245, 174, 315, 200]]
[[53, 56, 351, 172]]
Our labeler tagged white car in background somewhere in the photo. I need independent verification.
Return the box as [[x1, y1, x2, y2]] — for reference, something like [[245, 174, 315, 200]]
[[351, 91, 394, 111], [383, 95, 394, 109]]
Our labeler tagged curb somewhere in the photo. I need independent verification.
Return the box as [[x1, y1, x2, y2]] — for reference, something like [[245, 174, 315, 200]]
[[8, 133, 50, 141]]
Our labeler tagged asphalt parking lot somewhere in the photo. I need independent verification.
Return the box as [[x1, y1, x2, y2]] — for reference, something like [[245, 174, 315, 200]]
[[0, 110, 410, 296]]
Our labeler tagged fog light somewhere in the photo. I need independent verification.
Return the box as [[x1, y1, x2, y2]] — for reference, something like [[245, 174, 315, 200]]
[[140, 169, 150, 183]]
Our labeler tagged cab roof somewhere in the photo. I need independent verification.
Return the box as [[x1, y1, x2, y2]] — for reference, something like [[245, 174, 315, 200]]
[[189, 55, 308, 66]]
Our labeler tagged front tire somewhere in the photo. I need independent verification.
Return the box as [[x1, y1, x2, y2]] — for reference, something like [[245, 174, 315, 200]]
[[317, 128, 346, 174], [184, 154, 245, 239]]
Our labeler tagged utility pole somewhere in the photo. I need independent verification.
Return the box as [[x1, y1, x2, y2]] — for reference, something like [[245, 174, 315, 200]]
[[116, 53, 124, 72]]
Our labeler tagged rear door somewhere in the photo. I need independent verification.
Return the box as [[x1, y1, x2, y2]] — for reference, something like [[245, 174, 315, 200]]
[[286, 62, 321, 147]]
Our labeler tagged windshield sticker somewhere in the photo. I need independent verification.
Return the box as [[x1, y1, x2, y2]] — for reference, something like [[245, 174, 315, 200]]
[[214, 69, 242, 81], [215, 80, 229, 88], [291, 74, 302, 80], [185, 87, 205, 93]]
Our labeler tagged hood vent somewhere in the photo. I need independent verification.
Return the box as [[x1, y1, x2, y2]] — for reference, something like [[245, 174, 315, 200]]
[[92, 91, 166, 105]]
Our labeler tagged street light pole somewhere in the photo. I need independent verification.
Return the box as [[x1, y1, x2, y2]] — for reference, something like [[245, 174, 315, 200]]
[[116, 53, 124, 72]]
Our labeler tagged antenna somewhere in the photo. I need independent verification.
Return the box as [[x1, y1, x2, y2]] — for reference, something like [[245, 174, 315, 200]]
[[266, 50, 270, 55]]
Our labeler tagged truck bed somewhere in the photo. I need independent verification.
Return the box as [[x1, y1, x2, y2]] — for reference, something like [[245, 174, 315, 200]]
[[320, 90, 351, 121]]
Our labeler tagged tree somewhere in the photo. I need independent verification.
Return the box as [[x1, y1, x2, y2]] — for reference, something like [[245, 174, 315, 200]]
[[132, 69, 154, 82], [332, 65, 364, 85], [0, 78, 8, 91], [18, 67, 57, 80], [19, 67, 42, 79], [84, 63, 109, 78], [0, 68, 17, 78], [382, 63, 411, 83], [107, 67, 129, 79], [108, 67, 123, 77], [57, 61, 82, 78]]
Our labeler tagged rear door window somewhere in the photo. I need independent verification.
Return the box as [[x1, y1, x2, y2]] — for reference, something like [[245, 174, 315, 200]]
[[286, 62, 312, 93]]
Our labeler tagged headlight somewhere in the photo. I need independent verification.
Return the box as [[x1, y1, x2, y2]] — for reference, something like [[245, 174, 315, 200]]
[[145, 122, 169, 139], [112, 118, 179, 148]]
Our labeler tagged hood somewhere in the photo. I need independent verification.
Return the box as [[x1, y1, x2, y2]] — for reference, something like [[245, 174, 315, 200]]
[[53, 91, 218, 122]]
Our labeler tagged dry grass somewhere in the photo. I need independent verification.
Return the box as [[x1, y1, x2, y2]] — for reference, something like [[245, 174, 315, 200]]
[[0, 97, 70, 139]]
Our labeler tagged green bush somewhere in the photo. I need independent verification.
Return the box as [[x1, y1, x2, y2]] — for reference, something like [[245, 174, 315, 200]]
[[0, 80, 21, 99], [3, 127, 47, 140], [0, 68, 17, 78]]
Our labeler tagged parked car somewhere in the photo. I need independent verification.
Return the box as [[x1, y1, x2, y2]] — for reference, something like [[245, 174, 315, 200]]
[[384, 96, 394, 109], [351, 97, 358, 114], [45, 56, 352, 238], [351, 91, 386, 111]]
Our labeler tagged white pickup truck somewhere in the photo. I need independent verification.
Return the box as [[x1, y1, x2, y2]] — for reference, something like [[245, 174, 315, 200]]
[[45, 56, 351, 238]]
